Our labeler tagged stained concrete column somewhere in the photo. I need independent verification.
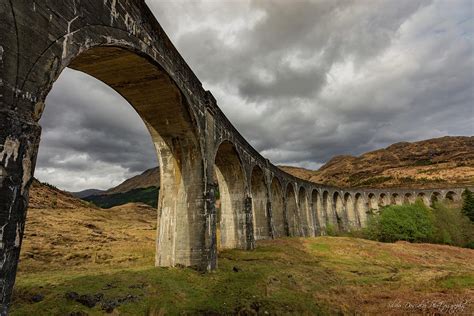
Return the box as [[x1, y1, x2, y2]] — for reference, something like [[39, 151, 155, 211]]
[[266, 200, 275, 239], [245, 196, 255, 250], [0, 111, 41, 314]]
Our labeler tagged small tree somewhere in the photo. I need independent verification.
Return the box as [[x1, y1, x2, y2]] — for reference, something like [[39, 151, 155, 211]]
[[462, 189, 474, 222]]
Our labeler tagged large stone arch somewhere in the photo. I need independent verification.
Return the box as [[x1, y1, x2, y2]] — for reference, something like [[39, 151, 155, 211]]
[[298, 187, 312, 237], [312, 190, 324, 235], [270, 177, 285, 237], [354, 193, 367, 227], [286, 183, 299, 236], [0, 2, 215, 308], [344, 193, 358, 228], [333, 192, 345, 231], [250, 165, 270, 240], [214, 141, 247, 250]]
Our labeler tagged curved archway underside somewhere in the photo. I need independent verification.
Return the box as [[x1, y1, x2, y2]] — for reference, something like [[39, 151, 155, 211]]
[[0, 1, 469, 311]]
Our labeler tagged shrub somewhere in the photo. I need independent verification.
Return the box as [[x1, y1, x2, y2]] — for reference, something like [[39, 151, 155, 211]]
[[364, 201, 434, 243], [461, 189, 474, 222], [431, 202, 474, 247], [325, 224, 337, 236]]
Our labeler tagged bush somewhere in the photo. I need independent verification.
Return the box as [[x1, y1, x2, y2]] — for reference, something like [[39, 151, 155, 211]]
[[325, 224, 337, 236], [431, 202, 474, 247], [363, 200, 474, 248], [461, 189, 474, 222], [363, 201, 434, 243]]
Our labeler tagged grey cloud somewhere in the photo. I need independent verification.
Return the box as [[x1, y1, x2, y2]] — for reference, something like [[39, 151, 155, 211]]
[[35, 0, 473, 191]]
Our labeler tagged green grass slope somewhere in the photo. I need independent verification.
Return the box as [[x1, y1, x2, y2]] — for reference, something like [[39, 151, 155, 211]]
[[83, 186, 159, 209]]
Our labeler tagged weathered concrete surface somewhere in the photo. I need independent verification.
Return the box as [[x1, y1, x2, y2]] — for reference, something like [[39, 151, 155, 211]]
[[0, 1, 472, 313]]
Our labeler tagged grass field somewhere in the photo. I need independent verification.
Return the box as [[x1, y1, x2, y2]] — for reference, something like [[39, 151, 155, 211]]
[[12, 236, 474, 315]]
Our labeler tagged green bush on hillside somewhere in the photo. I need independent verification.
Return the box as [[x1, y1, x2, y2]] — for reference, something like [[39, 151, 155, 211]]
[[462, 189, 474, 222], [431, 202, 474, 247], [364, 201, 434, 243], [363, 200, 474, 248]]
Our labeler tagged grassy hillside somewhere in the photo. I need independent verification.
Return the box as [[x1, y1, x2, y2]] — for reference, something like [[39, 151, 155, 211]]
[[83, 186, 159, 209], [280, 136, 474, 188], [14, 185, 474, 315]]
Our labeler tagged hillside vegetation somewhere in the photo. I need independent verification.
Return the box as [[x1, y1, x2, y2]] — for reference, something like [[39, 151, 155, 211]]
[[13, 183, 474, 315], [281, 136, 474, 188]]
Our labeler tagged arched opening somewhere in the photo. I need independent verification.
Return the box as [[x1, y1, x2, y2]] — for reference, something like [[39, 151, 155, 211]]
[[379, 193, 389, 208], [214, 141, 247, 250], [417, 192, 430, 206], [368, 193, 379, 213], [270, 178, 285, 237], [286, 183, 299, 236], [250, 165, 269, 240], [298, 187, 312, 237], [312, 190, 324, 235], [355, 193, 367, 227], [67, 47, 206, 267], [333, 192, 345, 231], [344, 193, 358, 228], [404, 193, 414, 204], [430, 192, 441, 206], [391, 193, 403, 205], [18, 67, 160, 286], [445, 191, 457, 203]]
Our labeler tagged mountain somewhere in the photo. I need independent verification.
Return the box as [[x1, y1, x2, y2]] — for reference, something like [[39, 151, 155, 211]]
[[106, 167, 159, 194], [83, 186, 159, 209], [71, 189, 106, 199], [79, 167, 160, 209], [280, 136, 474, 188]]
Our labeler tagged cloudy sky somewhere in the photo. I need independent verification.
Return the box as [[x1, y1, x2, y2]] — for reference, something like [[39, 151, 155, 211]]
[[35, 0, 474, 192]]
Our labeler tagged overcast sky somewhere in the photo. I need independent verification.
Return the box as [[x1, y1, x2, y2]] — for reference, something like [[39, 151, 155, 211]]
[[35, 0, 474, 192]]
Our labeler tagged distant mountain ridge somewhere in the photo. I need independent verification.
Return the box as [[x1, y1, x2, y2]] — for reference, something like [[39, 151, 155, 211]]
[[105, 167, 160, 194], [280, 136, 474, 189]]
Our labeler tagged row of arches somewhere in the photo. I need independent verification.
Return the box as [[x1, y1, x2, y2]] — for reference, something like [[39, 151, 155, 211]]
[[212, 139, 464, 245]]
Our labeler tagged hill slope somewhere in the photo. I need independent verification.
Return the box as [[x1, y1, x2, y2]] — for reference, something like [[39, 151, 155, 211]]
[[281, 136, 474, 188], [106, 167, 159, 194]]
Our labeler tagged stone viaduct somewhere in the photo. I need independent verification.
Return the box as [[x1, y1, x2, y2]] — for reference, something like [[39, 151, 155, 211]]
[[0, 1, 470, 312]]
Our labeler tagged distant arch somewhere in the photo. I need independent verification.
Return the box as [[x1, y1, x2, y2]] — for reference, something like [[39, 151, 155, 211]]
[[404, 193, 414, 204], [417, 192, 430, 206], [445, 191, 457, 203], [286, 183, 299, 236], [368, 193, 379, 213], [214, 141, 247, 249], [270, 177, 285, 237], [378, 193, 389, 208], [391, 193, 403, 205], [344, 193, 358, 228], [430, 192, 441, 206], [355, 193, 367, 227], [333, 192, 345, 231], [250, 165, 269, 240]]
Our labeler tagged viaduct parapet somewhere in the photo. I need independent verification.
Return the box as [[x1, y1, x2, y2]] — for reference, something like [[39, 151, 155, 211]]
[[0, 1, 470, 312]]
